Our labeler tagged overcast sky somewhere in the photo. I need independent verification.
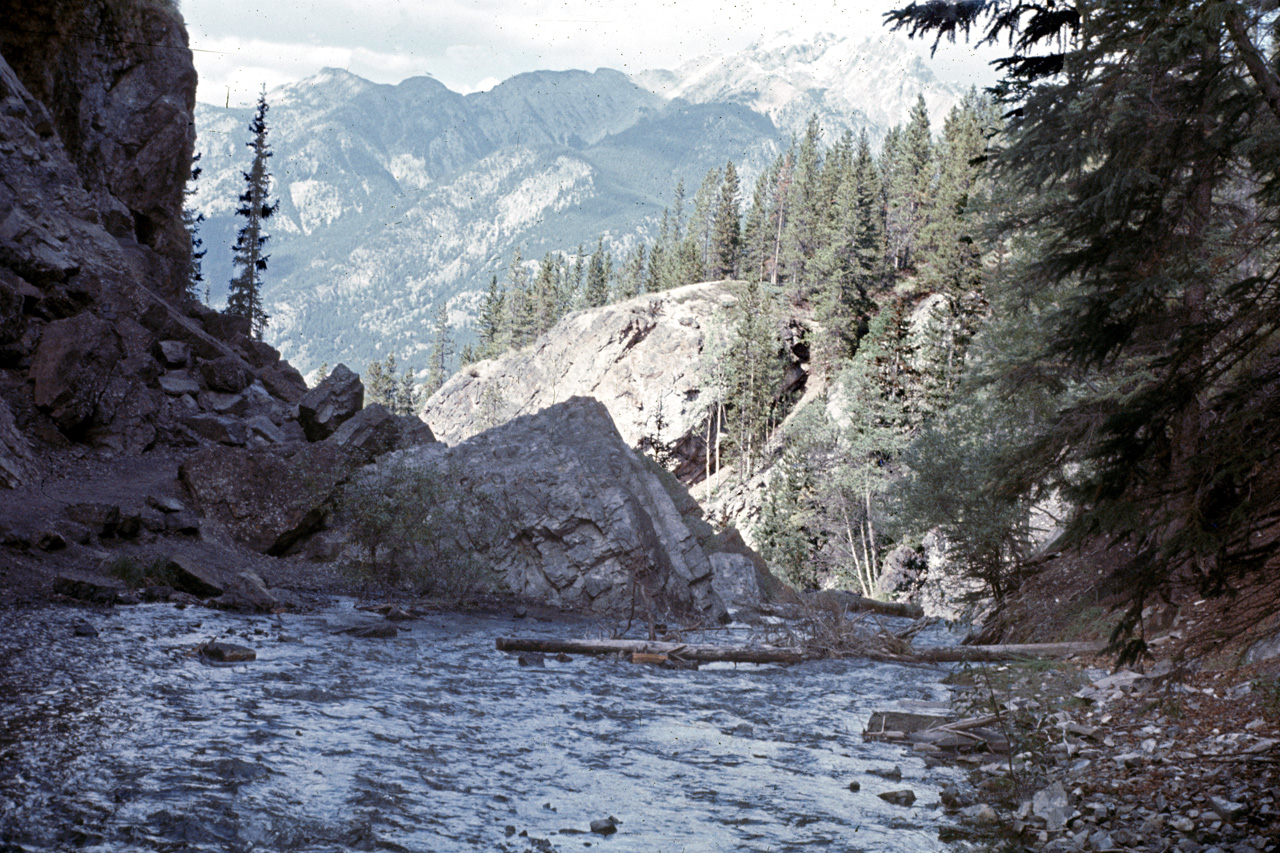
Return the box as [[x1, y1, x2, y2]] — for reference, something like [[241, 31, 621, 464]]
[[182, 0, 1000, 108]]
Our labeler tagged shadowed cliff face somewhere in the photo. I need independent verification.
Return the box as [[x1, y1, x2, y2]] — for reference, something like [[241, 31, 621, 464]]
[[1, 0, 196, 292]]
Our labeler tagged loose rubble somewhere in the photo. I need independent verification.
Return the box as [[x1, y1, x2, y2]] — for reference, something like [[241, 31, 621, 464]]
[[871, 660, 1280, 851]]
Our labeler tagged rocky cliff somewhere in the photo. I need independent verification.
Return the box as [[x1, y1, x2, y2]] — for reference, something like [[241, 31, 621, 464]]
[[424, 281, 809, 485], [1, 0, 196, 293], [0, 0, 308, 462]]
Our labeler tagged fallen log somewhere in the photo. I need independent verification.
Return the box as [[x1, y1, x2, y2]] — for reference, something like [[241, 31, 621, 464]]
[[497, 637, 1105, 666], [496, 637, 807, 664], [908, 641, 1106, 663]]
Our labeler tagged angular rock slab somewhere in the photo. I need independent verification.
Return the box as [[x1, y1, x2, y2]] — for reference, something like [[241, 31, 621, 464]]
[[30, 313, 123, 434], [297, 363, 362, 441], [179, 442, 354, 555], [328, 403, 435, 462]]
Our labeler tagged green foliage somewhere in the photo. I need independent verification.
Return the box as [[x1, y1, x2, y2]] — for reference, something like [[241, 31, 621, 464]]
[[890, 0, 1280, 628], [365, 353, 421, 416], [753, 430, 825, 590], [1256, 675, 1280, 725], [340, 454, 494, 598], [107, 554, 176, 589], [895, 387, 1039, 601], [752, 322, 918, 595]]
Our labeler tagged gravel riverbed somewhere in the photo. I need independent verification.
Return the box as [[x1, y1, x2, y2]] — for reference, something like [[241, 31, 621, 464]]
[[931, 658, 1280, 853]]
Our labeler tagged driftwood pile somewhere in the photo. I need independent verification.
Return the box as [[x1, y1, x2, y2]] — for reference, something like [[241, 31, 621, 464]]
[[863, 707, 1011, 755]]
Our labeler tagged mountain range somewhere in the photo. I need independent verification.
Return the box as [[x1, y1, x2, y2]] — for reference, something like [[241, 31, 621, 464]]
[[191, 31, 968, 377]]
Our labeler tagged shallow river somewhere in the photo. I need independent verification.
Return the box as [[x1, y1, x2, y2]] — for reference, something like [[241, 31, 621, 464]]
[[0, 600, 964, 852]]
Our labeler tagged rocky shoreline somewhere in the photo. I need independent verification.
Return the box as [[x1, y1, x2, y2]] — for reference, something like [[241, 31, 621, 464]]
[[916, 657, 1280, 852]]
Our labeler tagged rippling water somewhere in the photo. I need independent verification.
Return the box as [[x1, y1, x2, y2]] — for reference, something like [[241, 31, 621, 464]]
[[0, 600, 963, 852]]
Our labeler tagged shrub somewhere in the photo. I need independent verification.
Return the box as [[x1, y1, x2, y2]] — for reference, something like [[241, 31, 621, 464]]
[[339, 451, 503, 599]]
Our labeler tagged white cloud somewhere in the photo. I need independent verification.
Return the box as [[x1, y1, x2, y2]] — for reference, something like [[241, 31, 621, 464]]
[[183, 0, 999, 106]]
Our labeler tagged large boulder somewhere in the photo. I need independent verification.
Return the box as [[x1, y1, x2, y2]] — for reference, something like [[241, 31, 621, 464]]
[[179, 443, 354, 555], [29, 313, 123, 435], [353, 397, 780, 619], [297, 363, 363, 441], [327, 403, 435, 462]]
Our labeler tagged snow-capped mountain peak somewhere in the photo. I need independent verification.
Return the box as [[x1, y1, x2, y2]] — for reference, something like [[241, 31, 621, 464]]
[[633, 30, 962, 142]]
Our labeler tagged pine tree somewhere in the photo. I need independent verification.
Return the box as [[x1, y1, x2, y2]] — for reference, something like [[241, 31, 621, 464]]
[[741, 167, 773, 283], [913, 91, 994, 402], [532, 252, 562, 336], [882, 96, 933, 272], [780, 116, 825, 297], [888, 0, 1280, 649], [710, 161, 742, 280], [227, 87, 278, 340], [477, 274, 506, 359], [396, 366, 422, 416], [364, 354, 396, 409], [850, 130, 885, 288], [812, 131, 864, 365], [618, 244, 646, 300], [686, 166, 722, 281], [570, 244, 586, 304], [585, 237, 610, 308], [658, 181, 688, 290], [182, 152, 207, 302], [725, 279, 784, 479], [504, 247, 535, 347], [767, 146, 795, 285], [425, 303, 454, 396], [646, 238, 666, 293]]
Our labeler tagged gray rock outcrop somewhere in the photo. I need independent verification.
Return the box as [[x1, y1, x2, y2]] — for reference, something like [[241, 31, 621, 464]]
[[328, 403, 435, 463], [424, 282, 807, 483], [337, 397, 781, 619], [298, 364, 363, 441]]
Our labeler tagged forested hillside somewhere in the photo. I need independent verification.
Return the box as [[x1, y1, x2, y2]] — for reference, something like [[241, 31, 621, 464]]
[[189, 33, 964, 377], [447, 90, 999, 606], [456, 0, 1280, 655]]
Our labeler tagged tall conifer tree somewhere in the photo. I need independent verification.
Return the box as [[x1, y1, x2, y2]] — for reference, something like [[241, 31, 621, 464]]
[[228, 87, 278, 340], [710, 161, 742, 280], [889, 0, 1280, 646]]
